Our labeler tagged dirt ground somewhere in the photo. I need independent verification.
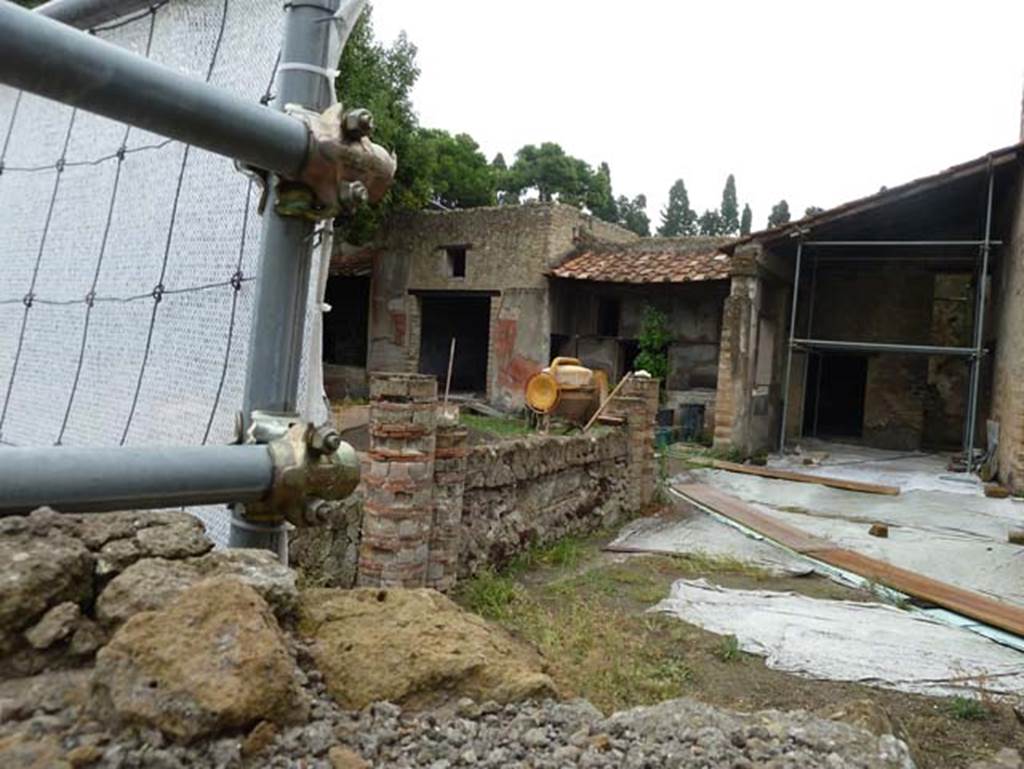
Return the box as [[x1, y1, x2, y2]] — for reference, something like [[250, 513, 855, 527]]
[[454, 526, 1024, 769]]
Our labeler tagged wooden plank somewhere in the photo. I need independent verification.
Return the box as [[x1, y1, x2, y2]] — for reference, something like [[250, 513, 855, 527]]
[[711, 460, 901, 496], [673, 482, 1024, 638], [675, 483, 834, 555]]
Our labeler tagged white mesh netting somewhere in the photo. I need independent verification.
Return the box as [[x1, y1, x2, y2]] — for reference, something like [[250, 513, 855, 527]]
[[0, 0, 330, 545]]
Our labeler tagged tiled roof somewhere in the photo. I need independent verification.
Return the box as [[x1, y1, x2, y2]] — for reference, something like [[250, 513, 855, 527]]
[[550, 237, 734, 284]]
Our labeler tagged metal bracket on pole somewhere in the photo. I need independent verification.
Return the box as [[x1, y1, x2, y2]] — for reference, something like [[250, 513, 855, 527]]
[[239, 411, 360, 527]]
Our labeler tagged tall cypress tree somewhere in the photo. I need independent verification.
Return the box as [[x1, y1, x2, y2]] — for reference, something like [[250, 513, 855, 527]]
[[658, 178, 697, 236], [739, 204, 752, 235], [720, 174, 739, 234]]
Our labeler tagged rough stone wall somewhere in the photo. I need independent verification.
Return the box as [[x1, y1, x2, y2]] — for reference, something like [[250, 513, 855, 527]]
[[992, 180, 1024, 492], [714, 249, 763, 453], [458, 430, 630, 577], [806, 262, 935, 450], [366, 204, 638, 410]]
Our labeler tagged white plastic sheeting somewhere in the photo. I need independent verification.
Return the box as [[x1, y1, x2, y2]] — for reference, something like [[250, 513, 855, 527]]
[[653, 579, 1024, 699], [608, 512, 813, 577], [0, 1, 328, 544], [688, 464, 1024, 608]]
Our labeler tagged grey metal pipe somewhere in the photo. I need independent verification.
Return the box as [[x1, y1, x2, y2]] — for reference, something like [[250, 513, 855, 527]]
[[792, 338, 979, 357], [232, 0, 342, 552], [778, 241, 803, 452], [36, 0, 152, 29], [803, 240, 1002, 247], [0, 444, 273, 515], [964, 165, 996, 473], [0, 2, 310, 177]]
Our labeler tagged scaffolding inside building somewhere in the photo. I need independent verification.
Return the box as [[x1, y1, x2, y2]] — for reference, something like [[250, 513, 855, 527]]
[[778, 164, 998, 474]]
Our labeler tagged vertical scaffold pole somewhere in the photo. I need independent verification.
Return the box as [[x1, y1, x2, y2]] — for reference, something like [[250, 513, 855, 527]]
[[964, 163, 995, 475], [230, 0, 342, 553]]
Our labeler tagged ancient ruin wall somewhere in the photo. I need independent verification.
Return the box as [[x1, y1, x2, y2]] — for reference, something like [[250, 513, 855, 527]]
[[992, 180, 1024, 493], [458, 431, 631, 577]]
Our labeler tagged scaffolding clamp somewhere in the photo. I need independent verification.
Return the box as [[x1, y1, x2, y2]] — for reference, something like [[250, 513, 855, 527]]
[[274, 102, 397, 221], [241, 411, 360, 525]]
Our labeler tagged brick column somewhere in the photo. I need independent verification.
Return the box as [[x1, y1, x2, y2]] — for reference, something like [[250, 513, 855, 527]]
[[426, 405, 468, 592], [358, 373, 437, 588], [607, 376, 660, 509]]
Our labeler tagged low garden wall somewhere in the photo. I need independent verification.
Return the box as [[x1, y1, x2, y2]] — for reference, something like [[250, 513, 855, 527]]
[[291, 373, 660, 590]]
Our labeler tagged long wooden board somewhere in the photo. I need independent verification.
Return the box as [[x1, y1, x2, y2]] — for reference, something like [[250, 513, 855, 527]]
[[711, 460, 901, 496], [674, 482, 1024, 638]]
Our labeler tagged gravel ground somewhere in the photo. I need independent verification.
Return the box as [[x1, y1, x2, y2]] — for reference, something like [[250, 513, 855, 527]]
[[44, 664, 914, 769]]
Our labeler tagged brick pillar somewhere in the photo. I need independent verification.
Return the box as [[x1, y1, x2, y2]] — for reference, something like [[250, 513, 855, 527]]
[[426, 405, 468, 592], [607, 376, 660, 509], [358, 373, 437, 588]]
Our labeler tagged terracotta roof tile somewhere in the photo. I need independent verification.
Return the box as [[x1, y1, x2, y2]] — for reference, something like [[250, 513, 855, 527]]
[[550, 237, 734, 284]]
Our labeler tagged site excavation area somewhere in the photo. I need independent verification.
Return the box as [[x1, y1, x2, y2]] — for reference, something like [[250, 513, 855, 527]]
[[2, 0, 1024, 767]]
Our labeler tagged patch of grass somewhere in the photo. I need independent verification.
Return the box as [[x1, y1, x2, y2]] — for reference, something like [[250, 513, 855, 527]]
[[945, 696, 989, 721], [455, 569, 521, 620], [716, 634, 742, 663], [503, 534, 594, 577], [460, 412, 531, 438]]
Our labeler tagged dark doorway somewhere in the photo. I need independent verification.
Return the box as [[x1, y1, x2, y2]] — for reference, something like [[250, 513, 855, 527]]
[[324, 276, 369, 366], [803, 353, 868, 438], [419, 295, 490, 392]]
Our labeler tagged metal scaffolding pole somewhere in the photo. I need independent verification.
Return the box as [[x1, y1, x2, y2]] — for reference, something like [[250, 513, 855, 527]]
[[964, 165, 996, 474], [0, 2, 310, 178], [803, 240, 1002, 247], [0, 445, 273, 516], [231, 0, 343, 552], [778, 240, 803, 452], [791, 339, 979, 357]]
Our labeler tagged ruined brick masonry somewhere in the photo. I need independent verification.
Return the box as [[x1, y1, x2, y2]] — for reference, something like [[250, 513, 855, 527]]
[[302, 373, 659, 589]]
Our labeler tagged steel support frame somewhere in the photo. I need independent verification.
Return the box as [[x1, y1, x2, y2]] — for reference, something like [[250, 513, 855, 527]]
[[0, 2, 311, 179], [230, 0, 342, 552], [777, 167, 997, 475], [0, 445, 274, 516], [0, 1, 356, 549]]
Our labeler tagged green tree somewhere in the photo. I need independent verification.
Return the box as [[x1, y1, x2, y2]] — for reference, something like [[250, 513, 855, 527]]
[[658, 178, 697, 237], [335, 6, 424, 242], [617, 194, 651, 236], [740, 204, 753, 235], [698, 209, 725, 236], [417, 130, 496, 209], [804, 205, 825, 217], [587, 162, 618, 223], [767, 200, 791, 228], [505, 143, 591, 204], [720, 174, 739, 234], [634, 305, 671, 381]]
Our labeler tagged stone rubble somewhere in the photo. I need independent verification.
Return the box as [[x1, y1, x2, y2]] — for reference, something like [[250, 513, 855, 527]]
[[0, 507, 952, 768]]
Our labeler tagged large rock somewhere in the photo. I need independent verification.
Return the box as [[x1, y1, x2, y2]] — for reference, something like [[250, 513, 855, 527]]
[[96, 549, 298, 626], [298, 587, 557, 709], [0, 526, 93, 656], [92, 577, 308, 742]]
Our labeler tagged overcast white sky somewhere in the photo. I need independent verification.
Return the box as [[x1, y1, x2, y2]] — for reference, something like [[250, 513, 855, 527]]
[[370, 0, 1024, 231]]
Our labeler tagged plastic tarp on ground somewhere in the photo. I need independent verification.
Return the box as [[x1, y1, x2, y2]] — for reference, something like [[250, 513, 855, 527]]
[[687, 464, 1024, 608], [653, 579, 1024, 699], [608, 511, 813, 577], [0, 0, 329, 544]]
